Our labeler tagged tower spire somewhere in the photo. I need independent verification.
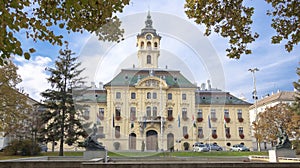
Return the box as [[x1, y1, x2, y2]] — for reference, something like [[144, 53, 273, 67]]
[[145, 10, 153, 28]]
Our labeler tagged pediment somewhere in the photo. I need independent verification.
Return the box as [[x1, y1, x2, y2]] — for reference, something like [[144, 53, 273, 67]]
[[135, 76, 168, 89]]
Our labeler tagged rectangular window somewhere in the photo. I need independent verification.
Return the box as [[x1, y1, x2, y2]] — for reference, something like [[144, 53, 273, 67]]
[[212, 127, 217, 135], [153, 106, 157, 117], [211, 109, 216, 119], [167, 93, 172, 100], [182, 108, 188, 120], [153, 92, 157, 99], [183, 126, 188, 136], [197, 109, 203, 118], [225, 127, 230, 135], [115, 107, 121, 119], [182, 93, 186, 100], [238, 127, 244, 135], [115, 126, 120, 138], [147, 92, 151, 99], [237, 109, 242, 118], [146, 106, 151, 118], [130, 107, 136, 121], [167, 108, 173, 118], [116, 92, 121, 99], [99, 108, 104, 120], [198, 127, 203, 138], [224, 109, 229, 118], [131, 92, 136, 99]]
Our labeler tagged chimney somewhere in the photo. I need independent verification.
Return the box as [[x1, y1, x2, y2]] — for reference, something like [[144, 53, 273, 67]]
[[207, 80, 211, 90], [201, 83, 206, 90], [91, 82, 96, 88], [99, 82, 103, 90]]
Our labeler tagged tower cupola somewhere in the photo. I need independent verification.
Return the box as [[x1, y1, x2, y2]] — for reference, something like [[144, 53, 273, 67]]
[[136, 11, 161, 69]]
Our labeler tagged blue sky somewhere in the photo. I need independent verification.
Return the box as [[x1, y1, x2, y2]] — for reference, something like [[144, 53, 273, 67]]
[[14, 0, 299, 102]]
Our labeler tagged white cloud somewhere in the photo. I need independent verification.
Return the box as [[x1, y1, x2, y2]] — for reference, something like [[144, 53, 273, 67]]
[[13, 0, 300, 104], [14, 56, 52, 101]]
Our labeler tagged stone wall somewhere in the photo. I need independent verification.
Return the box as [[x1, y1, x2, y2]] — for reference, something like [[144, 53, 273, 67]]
[[1, 161, 300, 168]]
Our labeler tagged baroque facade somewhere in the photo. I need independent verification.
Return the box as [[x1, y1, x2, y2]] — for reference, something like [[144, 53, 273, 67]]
[[81, 12, 252, 151]]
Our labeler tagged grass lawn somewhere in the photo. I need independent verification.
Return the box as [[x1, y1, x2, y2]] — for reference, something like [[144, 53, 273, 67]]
[[108, 151, 268, 157], [0, 151, 268, 160]]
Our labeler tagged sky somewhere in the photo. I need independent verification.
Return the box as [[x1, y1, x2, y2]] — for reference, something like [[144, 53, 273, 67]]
[[14, 0, 299, 103]]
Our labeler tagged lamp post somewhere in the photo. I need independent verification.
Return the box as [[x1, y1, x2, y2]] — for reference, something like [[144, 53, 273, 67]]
[[248, 68, 260, 151]]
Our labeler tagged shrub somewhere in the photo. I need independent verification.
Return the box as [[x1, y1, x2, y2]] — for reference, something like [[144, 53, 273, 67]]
[[4, 139, 41, 156], [183, 142, 190, 150], [292, 140, 300, 155]]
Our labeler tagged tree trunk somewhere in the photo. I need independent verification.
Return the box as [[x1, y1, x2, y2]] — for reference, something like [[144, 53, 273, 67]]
[[59, 108, 65, 156]]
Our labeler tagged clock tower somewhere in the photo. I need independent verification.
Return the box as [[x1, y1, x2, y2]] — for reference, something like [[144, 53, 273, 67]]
[[137, 11, 161, 69]]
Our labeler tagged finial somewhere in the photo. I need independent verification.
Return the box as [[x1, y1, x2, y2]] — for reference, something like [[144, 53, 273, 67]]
[[145, 10, 152, 28]]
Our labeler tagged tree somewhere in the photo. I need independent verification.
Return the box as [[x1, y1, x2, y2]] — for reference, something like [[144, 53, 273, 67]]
[[0, 0, 130, 65], [256, 103, 295, 144], [291, 64, 300, 149], [185, 0, 299, 59], [41, 45, 87, 156], [291, 65, 300, 115], [0, 61, 30, 137]]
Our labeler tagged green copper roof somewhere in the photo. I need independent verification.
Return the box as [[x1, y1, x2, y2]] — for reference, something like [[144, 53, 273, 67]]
[[105, 69, 197, 88], [75, 90, 107, 103], [195, 91, 252, 105]]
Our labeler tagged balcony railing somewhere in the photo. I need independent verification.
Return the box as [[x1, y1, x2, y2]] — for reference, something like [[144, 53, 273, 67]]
[[138, 116, 165, 123]]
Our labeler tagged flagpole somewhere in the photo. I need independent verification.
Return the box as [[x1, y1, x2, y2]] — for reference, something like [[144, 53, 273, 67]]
[[160, 77, 163, 151], [225, 128, 227, 151], [224, 117, 227, 151], [208, 115, 211, 151]]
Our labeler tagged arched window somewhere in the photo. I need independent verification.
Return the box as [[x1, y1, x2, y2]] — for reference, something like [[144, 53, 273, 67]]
[[147, 92, 151, 99], [140, 41, 144, 49], [146, 106, 151, 118], [154, 42, 158, 48], [147, 41, 151, 49], [147, 55, 151, 64]]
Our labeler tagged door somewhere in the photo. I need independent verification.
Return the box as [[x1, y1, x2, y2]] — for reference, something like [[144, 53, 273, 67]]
[[167, 133, 174, 151], [146, 130, 158, 150], [129, 133, 136, 150]]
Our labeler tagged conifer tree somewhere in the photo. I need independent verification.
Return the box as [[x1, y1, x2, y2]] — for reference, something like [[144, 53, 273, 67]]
[[41, 44, 87, 156]]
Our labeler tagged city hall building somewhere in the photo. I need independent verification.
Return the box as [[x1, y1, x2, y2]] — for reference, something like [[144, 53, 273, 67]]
[[80, 12, 252, 151]]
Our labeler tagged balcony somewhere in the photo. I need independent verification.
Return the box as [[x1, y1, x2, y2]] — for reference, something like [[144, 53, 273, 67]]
[[138, 116, 165, 123]]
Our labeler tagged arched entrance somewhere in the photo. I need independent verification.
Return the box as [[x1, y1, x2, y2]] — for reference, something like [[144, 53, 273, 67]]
[[167, 133, 174, 152], [129, 133, 136, 150], [146, 130, 158, 151]]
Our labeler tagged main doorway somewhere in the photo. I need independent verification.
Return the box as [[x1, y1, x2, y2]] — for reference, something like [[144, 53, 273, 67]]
[[146, 130, 158, 150]]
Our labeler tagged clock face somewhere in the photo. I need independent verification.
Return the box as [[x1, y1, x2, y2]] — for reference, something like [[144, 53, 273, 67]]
[[146, 34, 152, 40]]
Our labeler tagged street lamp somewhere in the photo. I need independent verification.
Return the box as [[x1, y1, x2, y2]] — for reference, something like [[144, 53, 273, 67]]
[[248, 68, 260, 151]]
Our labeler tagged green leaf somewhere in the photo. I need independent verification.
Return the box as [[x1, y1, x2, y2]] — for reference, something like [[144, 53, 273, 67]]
[[29, 48, 36, 53], [59, 23, 65, 29], [24, 52, 30, 60]]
